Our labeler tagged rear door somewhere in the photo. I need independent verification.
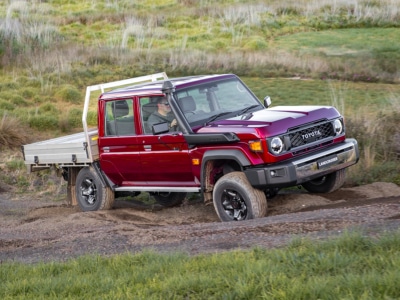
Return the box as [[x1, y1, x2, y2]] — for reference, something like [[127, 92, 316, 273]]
[[98, 98, 143, 185]]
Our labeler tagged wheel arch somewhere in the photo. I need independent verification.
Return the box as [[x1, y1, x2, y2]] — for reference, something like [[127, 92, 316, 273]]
[[200, 149, 251, 201], [82, 162, 117, 190]]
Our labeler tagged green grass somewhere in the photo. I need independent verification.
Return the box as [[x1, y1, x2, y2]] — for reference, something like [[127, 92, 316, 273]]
[[274, 28, 400, 55], [1, 231, 400, 299], [244, 77, 400, 118], [0, 1, 399, 187]]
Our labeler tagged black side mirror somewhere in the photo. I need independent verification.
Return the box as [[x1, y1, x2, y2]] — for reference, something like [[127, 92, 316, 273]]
[[264, 96, 271, 108], [152, 122, 169, 135]]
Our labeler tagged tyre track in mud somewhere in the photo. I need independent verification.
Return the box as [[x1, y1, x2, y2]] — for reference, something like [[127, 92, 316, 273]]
[[1, 182, 400, 263]]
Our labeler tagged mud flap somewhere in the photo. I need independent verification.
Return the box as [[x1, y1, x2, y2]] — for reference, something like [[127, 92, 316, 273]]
[[67, 168, 79, 206]]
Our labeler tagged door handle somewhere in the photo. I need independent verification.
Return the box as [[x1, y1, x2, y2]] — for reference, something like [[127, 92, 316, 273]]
[[144, 145, 151, 151], [102, 147, 110, 152]]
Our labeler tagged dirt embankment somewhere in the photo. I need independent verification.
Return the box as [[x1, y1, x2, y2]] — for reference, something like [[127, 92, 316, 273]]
[[1, 182, 400, 263]]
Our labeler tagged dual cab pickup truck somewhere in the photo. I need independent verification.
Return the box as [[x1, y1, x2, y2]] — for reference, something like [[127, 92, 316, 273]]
[[22, 72, 359, 221]]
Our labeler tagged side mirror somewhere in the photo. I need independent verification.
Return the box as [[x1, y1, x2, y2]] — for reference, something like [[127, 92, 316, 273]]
[[264, 96, 271, 108], [152, 122, 169, 135]]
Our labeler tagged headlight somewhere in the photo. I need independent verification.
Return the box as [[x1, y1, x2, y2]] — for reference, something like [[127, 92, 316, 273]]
[[270, 137, 284, 154], [333, 119, 343, 135]]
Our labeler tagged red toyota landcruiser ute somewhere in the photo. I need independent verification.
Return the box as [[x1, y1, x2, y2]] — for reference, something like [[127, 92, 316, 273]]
[[23, 73, 359, 222]]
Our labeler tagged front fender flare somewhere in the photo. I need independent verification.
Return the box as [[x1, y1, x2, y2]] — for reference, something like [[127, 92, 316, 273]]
[[200, 149, 251, 192]]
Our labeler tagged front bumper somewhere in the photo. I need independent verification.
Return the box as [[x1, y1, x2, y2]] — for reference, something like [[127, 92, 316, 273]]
[[244, 138, 359, 189]]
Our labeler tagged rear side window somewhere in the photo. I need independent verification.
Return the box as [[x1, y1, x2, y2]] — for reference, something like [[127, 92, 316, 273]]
[[105, 99, 135, 136]]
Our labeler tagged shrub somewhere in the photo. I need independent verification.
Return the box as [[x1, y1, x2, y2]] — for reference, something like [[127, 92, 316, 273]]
[[38, 102, 58, 114], [0, 82, 19, 91], [55, 85, 82, 104], [58, 107, 92, 132], [0, 100, 15, 111], [29, 114, 59, 131], [10, 95, 28, 106], [0, 91, 15, 101], [67, 108, 83, 128], [21, 88, 37, 99], [243, 38, 268, 51]]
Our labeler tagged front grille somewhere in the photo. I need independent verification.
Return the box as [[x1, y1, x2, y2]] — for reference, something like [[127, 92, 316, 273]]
[[288, 120, 335, 148]]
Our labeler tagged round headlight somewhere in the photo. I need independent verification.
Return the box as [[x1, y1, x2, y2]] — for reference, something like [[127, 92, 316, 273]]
[[333, 119, 343, 135], [270, 137, 284, 154]]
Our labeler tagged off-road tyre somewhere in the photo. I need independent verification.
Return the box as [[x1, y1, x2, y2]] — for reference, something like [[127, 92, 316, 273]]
[[153, 192, 187, 207], [75, 167, 115, 211], [302, 169, 346, 193], [213, 172, 267, 222]]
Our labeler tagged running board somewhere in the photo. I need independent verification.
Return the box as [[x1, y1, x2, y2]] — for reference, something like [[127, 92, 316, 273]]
[[114, 186, 201, 193]]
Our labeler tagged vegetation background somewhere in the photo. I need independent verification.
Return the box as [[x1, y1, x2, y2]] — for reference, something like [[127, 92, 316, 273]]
[[1, 1, 400, 299], [0, 0, 400, 188], [1, 0, 400, 190]]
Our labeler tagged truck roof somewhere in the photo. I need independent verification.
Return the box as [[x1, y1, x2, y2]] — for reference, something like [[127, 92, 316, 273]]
[[99, 74, 236, 100]]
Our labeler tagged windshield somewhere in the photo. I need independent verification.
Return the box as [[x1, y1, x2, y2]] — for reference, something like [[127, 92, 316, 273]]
[[174, 77, 262, 127]]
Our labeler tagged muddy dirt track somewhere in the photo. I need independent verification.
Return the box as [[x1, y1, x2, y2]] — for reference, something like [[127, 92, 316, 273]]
[[1, 182, 400, 264]]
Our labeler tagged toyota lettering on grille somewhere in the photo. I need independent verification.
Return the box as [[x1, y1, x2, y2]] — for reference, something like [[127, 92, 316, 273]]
[[302, 130, 322, 141]]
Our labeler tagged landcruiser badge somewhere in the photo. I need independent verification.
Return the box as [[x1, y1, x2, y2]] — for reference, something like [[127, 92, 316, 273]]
[[317, 155, 338, 169]]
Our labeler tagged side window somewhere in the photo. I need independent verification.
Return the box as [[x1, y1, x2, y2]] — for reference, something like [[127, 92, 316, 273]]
[[140, 97, 157, 134], [105, 99, 135, 136]]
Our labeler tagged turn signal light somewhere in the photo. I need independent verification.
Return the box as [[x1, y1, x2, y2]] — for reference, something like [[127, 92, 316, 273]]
[[192, 158, 200, 166], [249, 140, 263, 152]]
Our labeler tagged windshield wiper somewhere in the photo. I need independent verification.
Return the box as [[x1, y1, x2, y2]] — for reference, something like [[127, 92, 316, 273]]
[[205, 111, 232, 125], [237, 104, 261, 116]]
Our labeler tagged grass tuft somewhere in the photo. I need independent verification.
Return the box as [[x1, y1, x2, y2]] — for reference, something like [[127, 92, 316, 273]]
[[0, 113, 31, 149]]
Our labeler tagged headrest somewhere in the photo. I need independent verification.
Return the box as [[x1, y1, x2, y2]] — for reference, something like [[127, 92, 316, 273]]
[[178, 96, 196, 112], [142, 102, 158, 121], [113, 100, 129, 118]]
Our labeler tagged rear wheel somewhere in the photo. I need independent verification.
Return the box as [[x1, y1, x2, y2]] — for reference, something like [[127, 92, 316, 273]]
[[213, 172, 267, 222], [153, 192, 187, 207], [76, 167, 115, 211], [302, 169, 346, 193]]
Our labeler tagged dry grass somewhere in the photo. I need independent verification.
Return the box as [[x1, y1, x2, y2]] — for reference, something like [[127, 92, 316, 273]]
[[0, 113, 32, 149]]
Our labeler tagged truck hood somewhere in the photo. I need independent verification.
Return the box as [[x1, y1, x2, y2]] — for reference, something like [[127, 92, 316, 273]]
[[197, 105, 341, 136]]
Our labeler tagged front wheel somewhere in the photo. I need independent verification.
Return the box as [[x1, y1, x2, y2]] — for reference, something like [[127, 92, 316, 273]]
[[75, 167, 115, 211], [153, 192, 187, 207], [301, 169, 346, 193], [213, 172, 267, 222]]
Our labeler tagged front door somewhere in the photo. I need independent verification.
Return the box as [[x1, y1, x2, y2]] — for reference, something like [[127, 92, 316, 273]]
[[138, 96, 196, 187]]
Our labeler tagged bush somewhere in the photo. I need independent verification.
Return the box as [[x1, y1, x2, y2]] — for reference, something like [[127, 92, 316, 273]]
[[67, 108, 83, 128], [0, 100, 15, 111], [244, 38, 268, 51], [21, 88, 37, 99], [38, 102, 58, 114], [61, 109, 97, 130], [0, 82, 19, 91], [29, 115, 59, 131], [55, 85, 82, 104], [10, 95, 28, 106], [0, 91, 15, 101]]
